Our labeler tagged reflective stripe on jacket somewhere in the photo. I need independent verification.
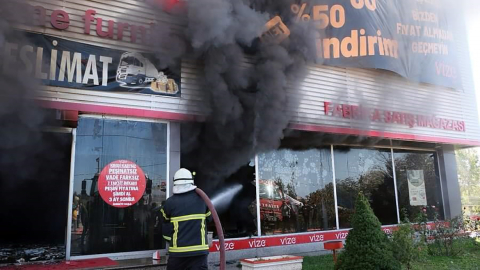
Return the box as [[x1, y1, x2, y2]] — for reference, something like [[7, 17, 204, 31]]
[[161, 190, 212, 257]]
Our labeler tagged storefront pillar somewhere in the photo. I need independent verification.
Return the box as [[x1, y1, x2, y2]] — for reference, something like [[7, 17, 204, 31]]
[[168, 122, 181, 197], [437, 145, 462, 219]]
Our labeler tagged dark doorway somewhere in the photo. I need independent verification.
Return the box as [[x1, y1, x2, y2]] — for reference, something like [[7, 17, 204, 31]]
[[209, 164, 257, 238], [181, 161, 258, 239], [0, 131, 72, 263]]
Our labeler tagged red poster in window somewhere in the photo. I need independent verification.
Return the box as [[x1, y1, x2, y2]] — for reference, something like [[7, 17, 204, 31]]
[[98, 160, 146, 208]]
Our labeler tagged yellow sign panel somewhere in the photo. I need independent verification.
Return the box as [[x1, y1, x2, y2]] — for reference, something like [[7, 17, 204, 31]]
[[260, 16, 290, 44]]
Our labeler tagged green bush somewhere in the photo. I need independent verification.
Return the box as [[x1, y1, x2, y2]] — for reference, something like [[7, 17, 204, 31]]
[[335, 193, 400, 270], [391, 211, 421, 270], [414, 206, 467, 257]]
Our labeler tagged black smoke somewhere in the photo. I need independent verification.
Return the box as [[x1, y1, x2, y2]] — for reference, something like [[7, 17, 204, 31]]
[[0, 1, 70, 262], [150, 0, 319, 188]]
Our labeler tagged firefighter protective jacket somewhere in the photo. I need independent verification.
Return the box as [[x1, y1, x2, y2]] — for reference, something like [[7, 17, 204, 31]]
[[161, 190, 212, 257]]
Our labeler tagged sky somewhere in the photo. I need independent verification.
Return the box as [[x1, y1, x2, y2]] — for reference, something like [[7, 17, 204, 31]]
[[464, 0, 480, 120], [463, 0, 480, 156]]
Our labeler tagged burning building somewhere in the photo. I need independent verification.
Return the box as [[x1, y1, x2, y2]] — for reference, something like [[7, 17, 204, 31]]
[[0, 0, 479, 267]]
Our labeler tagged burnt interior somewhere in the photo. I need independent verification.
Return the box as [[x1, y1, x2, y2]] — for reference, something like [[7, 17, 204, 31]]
[[0, 110, 72, 264]]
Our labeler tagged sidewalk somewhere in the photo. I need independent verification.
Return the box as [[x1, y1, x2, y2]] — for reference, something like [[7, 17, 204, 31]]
[[0, 258, 166, 270], [208, 260, 242, 270], [0, 257, 243, 269]]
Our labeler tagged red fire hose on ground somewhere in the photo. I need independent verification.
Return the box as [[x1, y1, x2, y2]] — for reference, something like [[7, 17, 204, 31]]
[[196, 188, 226, 270]]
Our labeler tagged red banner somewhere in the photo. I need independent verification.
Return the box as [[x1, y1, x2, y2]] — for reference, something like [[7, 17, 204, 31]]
[[208, 224, 434, 252]]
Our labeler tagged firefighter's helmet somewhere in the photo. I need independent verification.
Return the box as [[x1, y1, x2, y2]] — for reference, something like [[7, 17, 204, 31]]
[[173, 168, 196, 194]]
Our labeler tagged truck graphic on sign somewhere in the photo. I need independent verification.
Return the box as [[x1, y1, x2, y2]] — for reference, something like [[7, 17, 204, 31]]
[[116, 52, 179, 94]]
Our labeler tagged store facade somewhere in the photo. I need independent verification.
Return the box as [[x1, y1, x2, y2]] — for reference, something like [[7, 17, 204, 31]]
[[5, 0, 480, 263]]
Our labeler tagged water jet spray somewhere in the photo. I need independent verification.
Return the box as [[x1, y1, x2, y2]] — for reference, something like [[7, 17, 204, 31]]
[[210, 183, 244, 214]]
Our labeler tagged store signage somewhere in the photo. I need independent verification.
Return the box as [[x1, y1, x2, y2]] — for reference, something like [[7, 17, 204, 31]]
[[98, 160, 147, 208], [209, 225, 397, 252], [1, 2, 154, 46], [3, 1, 462, 89], [292, 0, 461, 89], [261, 16, 290, 44], [3, 1, 462, 88], [209, 222, 440, 252], [324, 102, 466, 132], [1, 32, 181, 97]]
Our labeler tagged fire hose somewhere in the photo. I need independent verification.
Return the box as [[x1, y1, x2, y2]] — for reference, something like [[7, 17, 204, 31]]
[[195, 188, 226, 270]]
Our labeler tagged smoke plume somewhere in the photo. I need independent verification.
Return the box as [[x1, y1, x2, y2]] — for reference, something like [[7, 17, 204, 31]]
[[0, 3, 43, 212], [151, 0, 318, 187], [0, 1, 70, 254]]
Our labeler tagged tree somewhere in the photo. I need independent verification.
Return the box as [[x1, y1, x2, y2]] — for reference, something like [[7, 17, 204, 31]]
[[335, 192, 400, 270], [307, 182, 336, 229], [286, 182, 297, 198], [456, 148, 480, 214]]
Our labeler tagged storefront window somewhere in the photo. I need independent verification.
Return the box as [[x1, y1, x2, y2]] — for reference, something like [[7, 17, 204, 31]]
[[70, 117, 168, 256], [334, 147, 397, 228], [258, 148, 335, 235], [394, 150, 444, 221]]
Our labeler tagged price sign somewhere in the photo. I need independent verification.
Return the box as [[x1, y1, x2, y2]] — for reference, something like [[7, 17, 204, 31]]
[[98, 160, 146, 208], [289, 0, 461, 88]]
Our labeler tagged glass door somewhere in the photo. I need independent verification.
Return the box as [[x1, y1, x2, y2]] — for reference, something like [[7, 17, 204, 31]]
[[69, 116, 169, 258]]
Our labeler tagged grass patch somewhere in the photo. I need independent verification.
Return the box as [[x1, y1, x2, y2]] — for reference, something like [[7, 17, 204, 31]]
[[303, 239, 480, 270], [302, 255, 335, 270], [411, 238, 480, 270]]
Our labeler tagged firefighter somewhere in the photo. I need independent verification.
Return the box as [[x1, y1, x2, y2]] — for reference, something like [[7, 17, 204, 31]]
[[161, 168, 212, 270]]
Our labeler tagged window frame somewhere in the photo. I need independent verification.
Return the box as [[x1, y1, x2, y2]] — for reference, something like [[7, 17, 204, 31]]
[[254, 144, 446, 235], [66, 114, 171, 261]]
